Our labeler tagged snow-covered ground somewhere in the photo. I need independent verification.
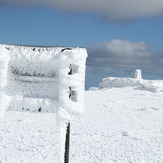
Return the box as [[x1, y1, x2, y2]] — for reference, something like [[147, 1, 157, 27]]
[[0, 85, 163, 163]]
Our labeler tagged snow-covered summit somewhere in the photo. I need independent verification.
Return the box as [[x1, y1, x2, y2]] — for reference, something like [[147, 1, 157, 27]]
[[98, 70, 163, 92]]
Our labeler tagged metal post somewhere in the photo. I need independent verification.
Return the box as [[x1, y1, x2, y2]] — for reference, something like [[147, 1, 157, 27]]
[[64, 122, 70, 163], [64, 64, 72, 163]]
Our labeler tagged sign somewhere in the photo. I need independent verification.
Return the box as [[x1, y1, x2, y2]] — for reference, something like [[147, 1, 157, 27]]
[[0, 44, 87, 163]]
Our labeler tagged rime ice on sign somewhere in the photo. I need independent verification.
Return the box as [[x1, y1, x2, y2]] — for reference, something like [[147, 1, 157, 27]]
[[0, 44, 87, 162]]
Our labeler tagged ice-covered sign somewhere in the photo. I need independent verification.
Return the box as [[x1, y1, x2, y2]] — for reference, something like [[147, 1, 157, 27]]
[[0, 44, 87, 162]]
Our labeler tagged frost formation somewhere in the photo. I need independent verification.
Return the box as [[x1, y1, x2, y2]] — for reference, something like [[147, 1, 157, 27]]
[[0, 44, 87, 163]]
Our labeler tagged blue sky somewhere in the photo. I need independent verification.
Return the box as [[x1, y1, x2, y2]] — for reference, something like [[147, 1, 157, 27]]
[[0, 1, 163, 89]]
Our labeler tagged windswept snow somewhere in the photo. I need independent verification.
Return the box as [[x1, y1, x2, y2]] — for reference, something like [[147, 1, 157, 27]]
[[0, 86, 163, 163]]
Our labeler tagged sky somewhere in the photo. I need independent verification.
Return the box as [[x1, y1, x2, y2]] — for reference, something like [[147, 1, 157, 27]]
[[0, 0, 163, 89]]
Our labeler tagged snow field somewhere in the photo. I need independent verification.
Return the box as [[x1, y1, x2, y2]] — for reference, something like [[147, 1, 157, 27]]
[[71, 88, 163, 163], [0, 87, 163, 163]]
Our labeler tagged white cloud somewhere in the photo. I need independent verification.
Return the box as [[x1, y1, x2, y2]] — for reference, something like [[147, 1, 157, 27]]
[[0, 0, 163, 21], [88, 39, 150, 57], [87, 39, 163, 77]]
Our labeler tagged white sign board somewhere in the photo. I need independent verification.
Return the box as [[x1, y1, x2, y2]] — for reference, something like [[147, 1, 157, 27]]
[[0, 44, 87, 162]]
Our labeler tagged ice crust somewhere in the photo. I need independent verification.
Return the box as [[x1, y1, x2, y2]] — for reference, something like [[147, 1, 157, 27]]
[[0, 44, 87, 163]]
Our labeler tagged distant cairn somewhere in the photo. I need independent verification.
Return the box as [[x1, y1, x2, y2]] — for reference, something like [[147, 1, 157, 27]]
[[134, 69, 142, 80]]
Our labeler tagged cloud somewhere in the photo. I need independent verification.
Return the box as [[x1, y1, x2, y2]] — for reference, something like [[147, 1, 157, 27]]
[[0, 0, 163, 21], [87, 39, 163, 78]]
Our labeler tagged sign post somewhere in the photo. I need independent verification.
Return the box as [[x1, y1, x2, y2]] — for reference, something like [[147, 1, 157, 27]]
[[65, 122, 70, 163]]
